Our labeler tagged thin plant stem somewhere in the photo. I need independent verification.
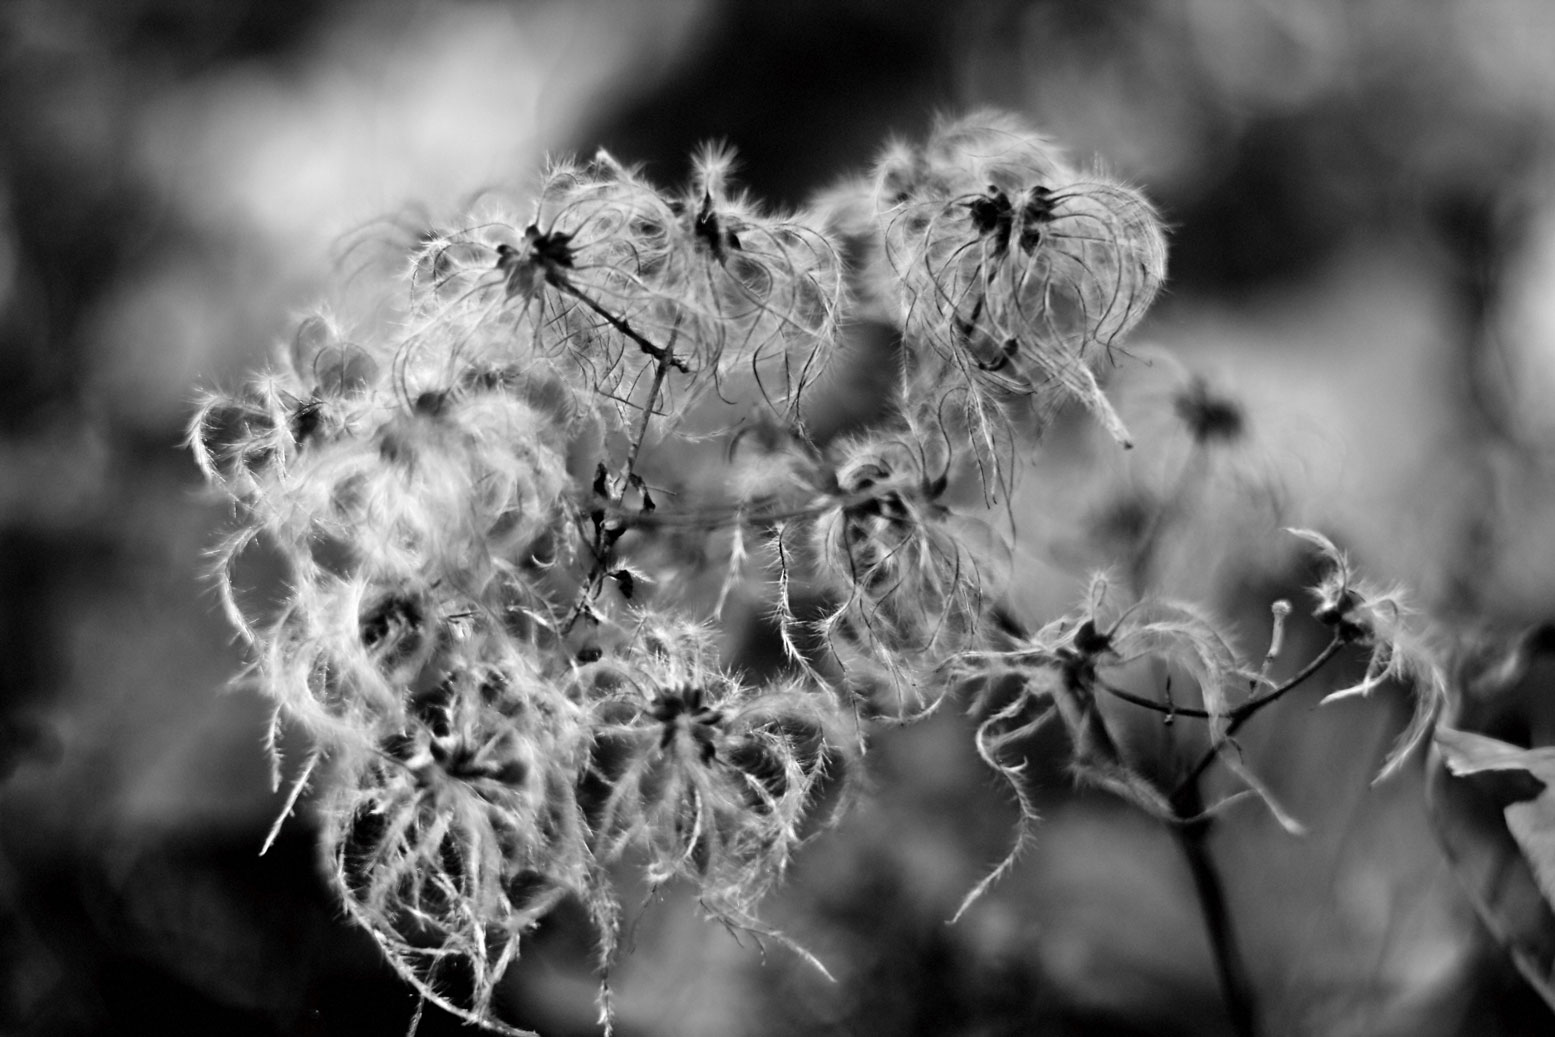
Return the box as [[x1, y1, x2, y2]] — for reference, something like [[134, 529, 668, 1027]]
[[1171, 635, 1345, 800], [1156, 634, 1343, 1037], [1061, 671, 1257, 1037], [1089, 677, 1259, 1037], [561, 280, 690, 372], [1091, 632, 1343, 1037], [1172, 780, 1261, 1037], [560, 309, 683, 635], [1097, 635, 1344, 739]]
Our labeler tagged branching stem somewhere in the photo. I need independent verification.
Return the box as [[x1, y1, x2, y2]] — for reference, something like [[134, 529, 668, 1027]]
[[561, 280, 691, 372], [1170, 635, 1344, 799], [1159, 634, 1341, 1037], [560, 312, 683, 635], [1091, 633, 1343, 1037], [1097, 635, 1344, 740]]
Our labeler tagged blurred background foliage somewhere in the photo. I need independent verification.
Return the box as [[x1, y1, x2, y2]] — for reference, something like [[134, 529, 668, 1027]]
[[3, 0, 1555, 1033]]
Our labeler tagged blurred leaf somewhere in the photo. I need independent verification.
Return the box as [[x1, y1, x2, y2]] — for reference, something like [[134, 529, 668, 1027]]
[[1430, 723, 1555, 1013], [1437, 726, 1555, 911]]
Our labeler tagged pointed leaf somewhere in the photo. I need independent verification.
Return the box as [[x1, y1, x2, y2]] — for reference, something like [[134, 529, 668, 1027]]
[[1431, 724, 1555, 1014], [1437, 725, 1555, 910]]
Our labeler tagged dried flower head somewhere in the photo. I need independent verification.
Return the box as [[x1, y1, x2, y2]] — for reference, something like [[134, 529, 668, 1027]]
[[797, 425, 1000, 716], [575, 616, 836, 929], [665, 143, 845, 418], [874, 111, 1167, 461], [1066, 357, 1287, 597], [1290, 528, 1449, 780], [321, 649, 596, 1036], [937, 573, 1318, 915]]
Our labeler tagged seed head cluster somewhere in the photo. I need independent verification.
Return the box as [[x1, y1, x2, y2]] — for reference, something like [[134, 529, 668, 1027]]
[[190, 112, 1447, 1035]]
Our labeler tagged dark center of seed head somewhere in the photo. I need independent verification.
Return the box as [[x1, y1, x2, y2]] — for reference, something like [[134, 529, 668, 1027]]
[[1175, 380, 1245, 445]]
